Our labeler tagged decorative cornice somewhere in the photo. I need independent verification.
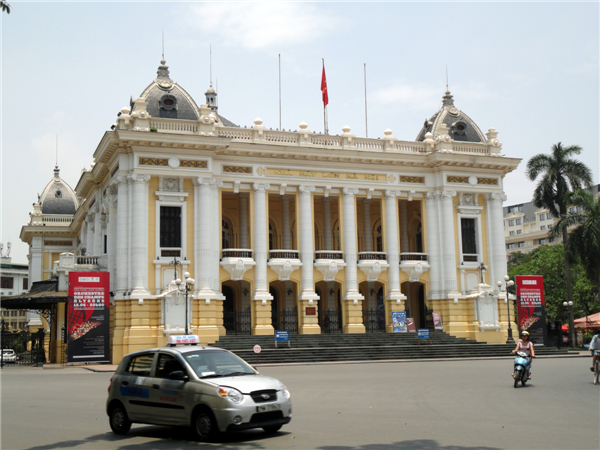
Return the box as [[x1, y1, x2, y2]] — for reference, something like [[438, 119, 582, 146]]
[[223, 165, 252, 174]]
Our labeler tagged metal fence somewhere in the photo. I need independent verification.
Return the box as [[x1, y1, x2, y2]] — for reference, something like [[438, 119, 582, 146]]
[[223, 308, 252, 335], [272, 308, 298, 334], [363, 309, 386, 333], [1, 329, 46, 368], [318, 309, 342, 334]]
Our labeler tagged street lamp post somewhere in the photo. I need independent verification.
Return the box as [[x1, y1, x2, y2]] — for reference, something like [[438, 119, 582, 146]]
[[175, 272, 195, 335], [563, 300, 574, 348], [497, 275, 515, 344]]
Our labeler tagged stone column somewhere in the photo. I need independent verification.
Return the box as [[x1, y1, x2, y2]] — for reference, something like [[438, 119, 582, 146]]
[[324, 198, 332, 250], [440, 190, 458, 295], [384, 190, 404, 302], [85, 214, 94, 255], [342, 188, 365, 333], [425, 192, 442, 299], [129, 173, 151, 298], [195, 177, 219, 298], [93, 198, 103, 257], [115, 176, 129, 298], [282, 195, 291, 250], [252, 183, 274, 335], [239, 193, 249, 249], [486, 193, 508, 292], [363, 199, 372, 252], [107, 185, 118, 292], [298, 186, 319, 334]]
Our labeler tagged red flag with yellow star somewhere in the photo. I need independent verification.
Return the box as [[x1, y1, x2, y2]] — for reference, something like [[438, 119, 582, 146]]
[[321, 62, 328, 107]]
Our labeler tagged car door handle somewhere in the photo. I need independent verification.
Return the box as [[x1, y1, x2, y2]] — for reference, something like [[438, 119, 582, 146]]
[[121, 381, 129, 386], [152, 384, 160, 390]]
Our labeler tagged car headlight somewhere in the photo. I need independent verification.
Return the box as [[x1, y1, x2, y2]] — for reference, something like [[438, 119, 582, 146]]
[[219, 387, 243, 404], [279, 382, 290, 399]]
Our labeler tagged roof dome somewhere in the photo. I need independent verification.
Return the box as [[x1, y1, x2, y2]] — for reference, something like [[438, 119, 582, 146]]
[[39, 166, 79, 215], [416, 90, 486, 143]]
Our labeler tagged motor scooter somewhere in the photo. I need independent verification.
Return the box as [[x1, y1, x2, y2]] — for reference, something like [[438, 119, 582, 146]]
[[513, 350, 532, 388], [593, 356, 599, 386]]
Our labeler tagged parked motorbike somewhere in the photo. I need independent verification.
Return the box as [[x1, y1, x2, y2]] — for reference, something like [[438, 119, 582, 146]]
[[513, 350, 532, 388], [593, 357, 599, 386]]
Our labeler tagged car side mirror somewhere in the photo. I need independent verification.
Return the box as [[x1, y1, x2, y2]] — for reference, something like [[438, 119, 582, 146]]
[[169, 370, 189, 382]]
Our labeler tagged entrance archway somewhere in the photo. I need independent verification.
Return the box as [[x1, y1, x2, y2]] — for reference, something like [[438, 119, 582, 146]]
[[402, 282, 428, 328], [222, 281, 251, 335]]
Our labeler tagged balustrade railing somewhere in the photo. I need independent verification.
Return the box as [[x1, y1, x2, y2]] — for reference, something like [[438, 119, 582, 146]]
[[41, 215, 72, 225], [358, 252, 388, 261], [315, 251, 344, 260], [462, 254, 479, 263], [400, 253, 429, 262], [161, 248, 181, 258], [269, 250, 300, 259], [149, 119, 198, 134], [222, 249, 253, 258]]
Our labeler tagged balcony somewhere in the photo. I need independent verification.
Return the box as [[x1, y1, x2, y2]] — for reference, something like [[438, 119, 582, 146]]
[[55, 253, 108, 272], [357, 252, 389, 282], [268, 250, 302, 281], [220, 249, 255, 281], [314, 251, 346, 282], [400, 253, 430, 282]]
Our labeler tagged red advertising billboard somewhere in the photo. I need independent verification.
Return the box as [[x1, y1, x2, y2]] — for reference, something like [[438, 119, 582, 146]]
[[515, 275, 548, 346], [67, 272, 110, 363]]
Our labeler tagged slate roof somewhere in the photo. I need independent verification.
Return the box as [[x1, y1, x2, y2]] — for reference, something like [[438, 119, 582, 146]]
[[39, 166, 79, 215]]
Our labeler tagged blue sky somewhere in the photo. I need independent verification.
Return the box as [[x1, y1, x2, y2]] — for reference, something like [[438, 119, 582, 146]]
[[1, 1, 599, 264]]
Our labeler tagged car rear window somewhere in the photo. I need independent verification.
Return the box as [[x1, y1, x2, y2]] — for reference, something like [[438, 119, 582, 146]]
[[125, 353, 154, 376]]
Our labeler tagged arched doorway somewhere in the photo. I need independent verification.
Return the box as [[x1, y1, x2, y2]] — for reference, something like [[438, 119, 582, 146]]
[[270, 283, 298, 333], [222, 282, 251, 335], [401, 282, 428, 329]]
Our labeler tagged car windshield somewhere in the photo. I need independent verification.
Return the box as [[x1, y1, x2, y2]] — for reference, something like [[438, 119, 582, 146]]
[[183, 350, 256, 379]]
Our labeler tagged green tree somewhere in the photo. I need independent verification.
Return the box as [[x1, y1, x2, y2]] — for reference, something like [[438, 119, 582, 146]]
[[526, 143, 592, 338], [550, 189, 600, 290], [1, 1, 10, 14], [508, 244, 599, 323]]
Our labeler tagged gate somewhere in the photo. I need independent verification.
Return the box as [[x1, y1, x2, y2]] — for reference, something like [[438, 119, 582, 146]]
[[272, 308, 298, 334], [318, 308, 342, 333], [363, 308, 386, 333], [1, 328, 46, 367], [223, 307, 251, 335]]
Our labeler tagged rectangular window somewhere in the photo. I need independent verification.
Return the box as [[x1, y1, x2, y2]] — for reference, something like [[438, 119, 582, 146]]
[[539, 238, 547, 245], [546, 213, 552, 219], [518, 242, 525, 248], [507, 243, 515, 249], [518, 206, 524, 212], [517, 229, 522, 234], [509, 231, 515, 236], [126, 353, 155, 376], [516, 218, 522, 225], [103, 235, 108, 254], [508, 220, 515, 226], [508, 207, 515, 214], [540, 214, 545, 221], [23, 278, 28, 290], [461, 218, 477, 255], [549, 237, 555, 243], [540, 225, 546, 231], [1, 277, 13, 289], [548, 224, 552, 229], [160, 206, 182, 248]]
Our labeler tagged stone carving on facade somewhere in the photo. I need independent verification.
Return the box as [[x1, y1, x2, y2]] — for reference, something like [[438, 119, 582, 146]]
[[220, 254, 256, 281], [314, 258, 346, 282], [358, 259, 390, 283], [268, 257, 302, 281]]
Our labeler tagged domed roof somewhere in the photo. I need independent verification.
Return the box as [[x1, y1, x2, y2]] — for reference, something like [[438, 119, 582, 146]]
[[416, 90, 486, 143], [137, 60, 201, 121], [39, 166, 79, 215], [135, 60, 238, 127]]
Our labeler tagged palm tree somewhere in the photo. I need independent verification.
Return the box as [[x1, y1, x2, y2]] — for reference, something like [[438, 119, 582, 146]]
[[1, 1, 10, 14], [550, 189, 600, 290], [526, 142, 592, 344]]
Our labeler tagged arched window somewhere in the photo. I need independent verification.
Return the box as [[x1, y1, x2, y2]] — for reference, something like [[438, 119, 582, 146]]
[[269, 221, 278, 251], [415, 221, 423, 253], [373, 220, 383, 252], [333, 220, 341, 251]]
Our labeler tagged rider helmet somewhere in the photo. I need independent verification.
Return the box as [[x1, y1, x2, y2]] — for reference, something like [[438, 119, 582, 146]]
[[521, 331, 529, 338]]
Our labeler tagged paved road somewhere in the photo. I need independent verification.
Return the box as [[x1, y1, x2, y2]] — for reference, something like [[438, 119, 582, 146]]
[[1, 356, 598, 450]]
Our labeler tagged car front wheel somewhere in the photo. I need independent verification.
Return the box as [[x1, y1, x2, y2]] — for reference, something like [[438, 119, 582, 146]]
[[193, 410, 217, 442], [109, 404, 132, 435]]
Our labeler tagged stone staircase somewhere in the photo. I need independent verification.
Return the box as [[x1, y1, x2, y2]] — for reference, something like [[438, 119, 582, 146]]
[[208, 332, 573, 364]]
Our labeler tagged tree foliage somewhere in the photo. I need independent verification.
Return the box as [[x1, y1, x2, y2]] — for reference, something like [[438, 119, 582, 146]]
[[1, 1, 10, 14], [508, 244, 599, 323]]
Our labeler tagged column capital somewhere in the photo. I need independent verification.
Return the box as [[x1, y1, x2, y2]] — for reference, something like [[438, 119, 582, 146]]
[[342, 187, 359, 197], [384, 189, 401, 199], [253, 183, 271, 192], [440, 190, 456, 199], [485, 192, 507, 203], [128, 173, 151, 183], [194, 177, 223, 189], [114, 175, 129, 186], [299, 185, 316, 195]]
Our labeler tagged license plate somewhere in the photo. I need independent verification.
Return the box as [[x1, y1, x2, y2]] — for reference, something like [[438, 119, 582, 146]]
[[257, 403, 280, 413]]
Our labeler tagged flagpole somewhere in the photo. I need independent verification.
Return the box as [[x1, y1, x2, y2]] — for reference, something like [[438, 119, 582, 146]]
[[279, 54, 282, 130], [364, 63, 368, 138], [322, 58, 328, 135]]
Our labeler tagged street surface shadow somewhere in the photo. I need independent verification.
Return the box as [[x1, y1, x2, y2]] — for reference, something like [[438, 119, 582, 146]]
[[22, 426, 288, 450], [318, 441, 501, 450]]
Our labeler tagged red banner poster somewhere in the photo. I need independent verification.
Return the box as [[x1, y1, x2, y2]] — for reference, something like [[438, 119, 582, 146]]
[[67, 272, 110, 363], [515, 275, 548, 346]]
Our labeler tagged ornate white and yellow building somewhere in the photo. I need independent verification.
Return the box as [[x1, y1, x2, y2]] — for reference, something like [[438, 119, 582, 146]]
[[21, 60, 520, 363]]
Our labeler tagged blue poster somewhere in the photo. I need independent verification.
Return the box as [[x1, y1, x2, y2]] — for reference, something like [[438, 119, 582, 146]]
[[392, 311, 407, 333]]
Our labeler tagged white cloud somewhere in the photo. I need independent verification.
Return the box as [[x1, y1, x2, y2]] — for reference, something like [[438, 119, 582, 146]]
[[185, 2, 341, 50]]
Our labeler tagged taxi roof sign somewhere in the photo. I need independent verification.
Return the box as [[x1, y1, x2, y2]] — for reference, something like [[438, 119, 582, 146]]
[[167, 335, 200, 346]]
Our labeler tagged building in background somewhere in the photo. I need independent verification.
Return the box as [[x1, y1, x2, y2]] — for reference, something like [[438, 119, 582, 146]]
[[0, 244, 29, 331], [18, 59, 521, 363], [503, 184, 600, 258]]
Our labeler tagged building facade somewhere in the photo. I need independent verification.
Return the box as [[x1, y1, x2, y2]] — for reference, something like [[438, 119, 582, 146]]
[[21, 60, 521, 363], [0, 246, 30, 331], [503, 184, 600, 258]]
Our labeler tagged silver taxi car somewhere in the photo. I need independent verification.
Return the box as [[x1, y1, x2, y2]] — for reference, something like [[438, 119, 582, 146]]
[[106, 336, 291, 441]]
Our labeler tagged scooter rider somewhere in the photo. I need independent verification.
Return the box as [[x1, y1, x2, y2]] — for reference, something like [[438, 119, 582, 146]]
[[512, 331, 535, 378], [589, 332, 600, 372]]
